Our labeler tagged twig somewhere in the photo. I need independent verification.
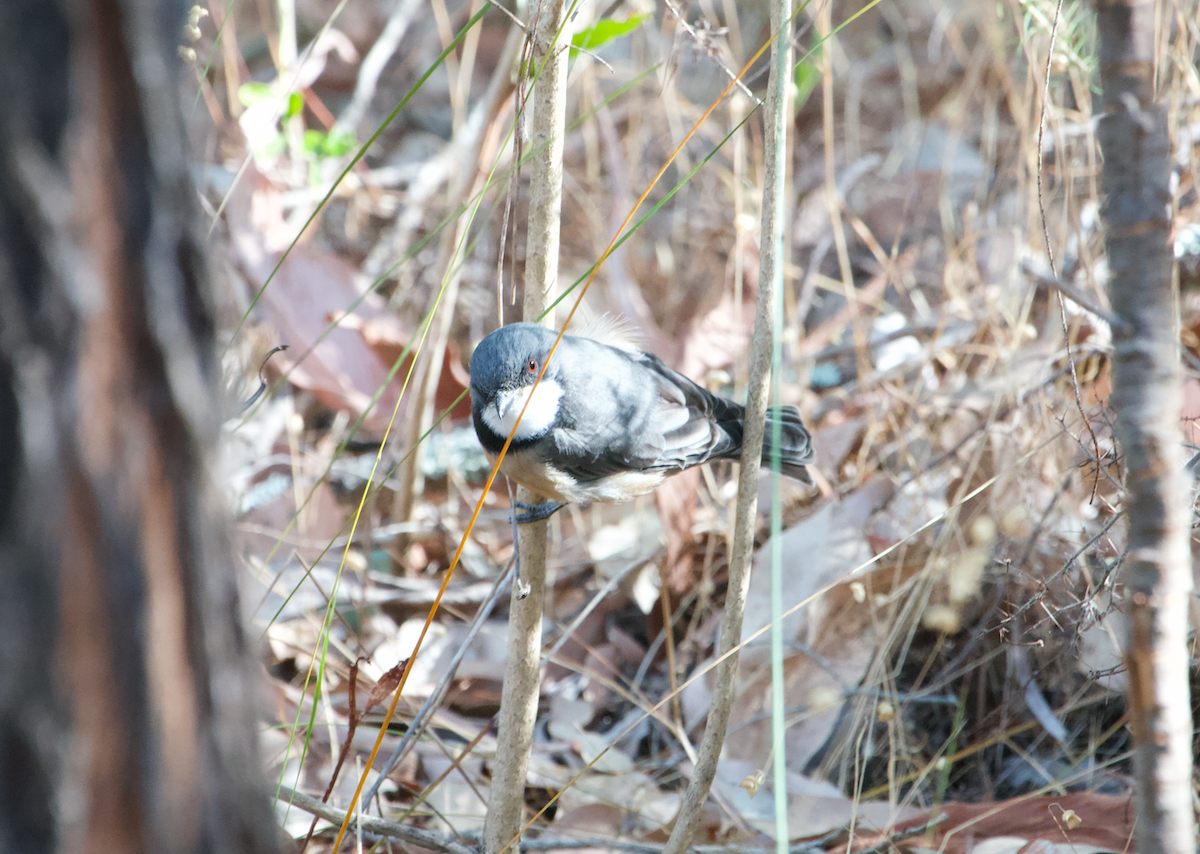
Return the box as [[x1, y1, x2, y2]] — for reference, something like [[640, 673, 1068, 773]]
[[660, 0, 790, 847], [336, 0, 426, 133], [541, 558, 643, 664], [1026, 239, 1111, 502], [662, 0, 762, 106], [278, 785, 477, 854], [482, 0, 527, 30], [281, 781, 842, 854], [1020, 263, 1126, 331], [567, 42, 615, 74], [809, 318, 964, 361], [998, 508, 1125, 628], [520, 833, 837, 853], [484, 0, 569, 848], [360, 557, 516, 807], [852, 812, 950, 854], [1033, 0, 1065, 280]]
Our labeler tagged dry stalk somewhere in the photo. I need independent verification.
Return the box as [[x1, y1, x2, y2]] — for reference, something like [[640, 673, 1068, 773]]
[[279, 783, 842, 854], [335, 0, 425, 134], [394, 37, 518, 526], [660, 0, 792, 847], [482, 0, 569, 849], [361, 25, 519, 284]]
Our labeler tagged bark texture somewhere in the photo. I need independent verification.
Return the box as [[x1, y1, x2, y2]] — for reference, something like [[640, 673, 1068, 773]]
[[1095, 1, 1196, 852], [0, 1, 276, 852]]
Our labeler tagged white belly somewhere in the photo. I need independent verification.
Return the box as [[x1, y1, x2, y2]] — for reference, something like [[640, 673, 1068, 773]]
[[488, 450, 665, 505]]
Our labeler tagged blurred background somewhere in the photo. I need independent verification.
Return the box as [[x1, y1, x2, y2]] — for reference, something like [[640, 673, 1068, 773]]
[[194, 0, 1200, 847]]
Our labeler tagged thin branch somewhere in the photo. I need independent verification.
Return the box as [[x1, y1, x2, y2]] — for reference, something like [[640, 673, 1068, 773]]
[[1034, 0, 1066, 278], [519, 834, 839, 853], [482, 0, 527, 30], [662, 0, 762, 106], [853, 813, 950, 854], [278, 785, 477, 854], [660, 0, 790, 847], [1020, 262, 1127, 331], [360, 557, 516, 807], [484, 0, 569, 848], [279, 783, 843, 854], [336, 0, 426, 133]]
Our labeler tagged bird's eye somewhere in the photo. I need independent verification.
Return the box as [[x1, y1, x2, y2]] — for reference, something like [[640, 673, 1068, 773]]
[[527, 358, 538, 373]]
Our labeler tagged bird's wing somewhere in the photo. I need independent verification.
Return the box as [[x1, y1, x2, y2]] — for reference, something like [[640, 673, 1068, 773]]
[[542, 346, 738, 482], [637, 353, 742, 469], [639, 353, 815, 482]]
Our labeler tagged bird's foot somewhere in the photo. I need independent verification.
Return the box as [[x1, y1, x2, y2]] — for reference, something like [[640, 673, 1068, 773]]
[[513, 500, 566, 524]]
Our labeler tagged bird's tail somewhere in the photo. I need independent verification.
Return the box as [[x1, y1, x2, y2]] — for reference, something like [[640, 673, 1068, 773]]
[[762, 406, 814, 483]]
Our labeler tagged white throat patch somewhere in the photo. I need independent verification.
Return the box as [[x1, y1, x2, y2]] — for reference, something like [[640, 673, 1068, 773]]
[[482, 379, 562, 441]]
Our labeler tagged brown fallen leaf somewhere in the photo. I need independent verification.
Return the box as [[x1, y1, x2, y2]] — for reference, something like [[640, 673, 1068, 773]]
[[335, 312, 471, 420], [847, 792, 1134, 853], [226, 165, 412, 433]]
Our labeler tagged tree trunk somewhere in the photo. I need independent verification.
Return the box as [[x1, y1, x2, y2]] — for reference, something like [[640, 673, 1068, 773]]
[[0, 1, 276, 852], [1095, 1, 1196, 852]]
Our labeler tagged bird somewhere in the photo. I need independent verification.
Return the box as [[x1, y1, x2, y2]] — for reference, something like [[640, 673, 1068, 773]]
[[469, 322, 814, 523]]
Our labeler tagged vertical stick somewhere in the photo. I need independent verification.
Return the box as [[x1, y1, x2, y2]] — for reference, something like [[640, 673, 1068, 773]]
[[766, 2, 793, 845], [482, 0, 568, 849], [661, 0, 792, 848]]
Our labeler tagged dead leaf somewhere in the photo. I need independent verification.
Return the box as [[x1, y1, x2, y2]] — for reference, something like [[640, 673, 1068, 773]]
[[337, 312, 471, 420], [226, 166, 410, 433], [848, 793, 1135, 853], [714, 761, 922, 840]]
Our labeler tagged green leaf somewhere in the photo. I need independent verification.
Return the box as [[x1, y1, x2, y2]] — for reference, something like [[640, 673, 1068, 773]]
[[304, 128, 325, 155], [238, 80, 274, 107], [572, 13, 648, 52], [285, 91, 304, 119], [323, 127, 357, 157], [793, 60, 819, 111], [303, 127, 359, 159]]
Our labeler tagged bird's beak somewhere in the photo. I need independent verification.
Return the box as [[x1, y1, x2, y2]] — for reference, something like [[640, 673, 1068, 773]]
[[493, 388, 521, 420], [481, 380, 560, 440]]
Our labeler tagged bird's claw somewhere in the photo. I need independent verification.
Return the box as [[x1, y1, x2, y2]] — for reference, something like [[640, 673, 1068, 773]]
[[513, 500, 566, 524]]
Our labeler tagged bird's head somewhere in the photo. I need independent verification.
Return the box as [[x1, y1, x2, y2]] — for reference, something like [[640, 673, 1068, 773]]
[[469, 323, 564, 443]]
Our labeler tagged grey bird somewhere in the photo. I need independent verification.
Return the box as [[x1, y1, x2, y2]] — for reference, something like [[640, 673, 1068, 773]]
[[469, 322, 814, 523]]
